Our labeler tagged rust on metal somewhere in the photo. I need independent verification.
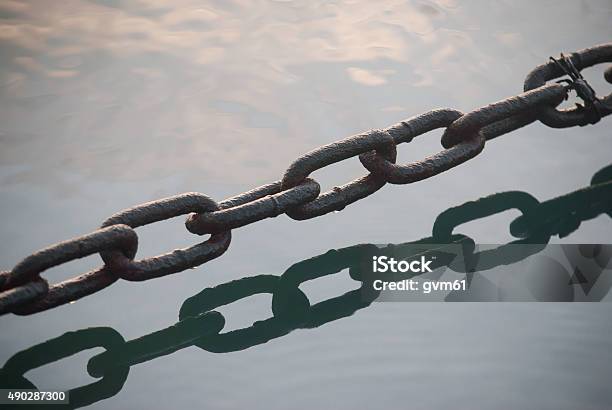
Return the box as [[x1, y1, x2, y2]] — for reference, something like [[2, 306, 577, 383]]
[[1, 43, 611, 316]]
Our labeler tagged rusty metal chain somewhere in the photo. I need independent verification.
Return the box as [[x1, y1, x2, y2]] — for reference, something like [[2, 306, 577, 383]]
[[1, 163, 611, 409], [1, 43, 611, 317]]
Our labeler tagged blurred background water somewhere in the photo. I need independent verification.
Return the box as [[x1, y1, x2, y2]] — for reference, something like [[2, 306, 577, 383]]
[[0, 0, 611, 408]]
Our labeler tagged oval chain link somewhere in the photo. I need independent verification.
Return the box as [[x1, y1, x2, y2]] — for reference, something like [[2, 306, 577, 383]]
[[100, 193, 231, 281], [358, 109, 485, 184], [280, 129, 397, 220], [524, 43, 612, 127]]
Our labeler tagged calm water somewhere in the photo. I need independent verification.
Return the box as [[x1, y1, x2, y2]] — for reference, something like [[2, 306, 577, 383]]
[[1, 1, 611, 409]]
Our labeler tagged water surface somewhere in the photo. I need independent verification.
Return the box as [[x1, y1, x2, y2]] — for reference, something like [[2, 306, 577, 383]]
[[1, 1, 611, 409]]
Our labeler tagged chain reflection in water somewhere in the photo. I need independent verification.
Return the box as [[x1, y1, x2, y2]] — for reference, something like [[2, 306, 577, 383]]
[[1, 164, 610, 409]]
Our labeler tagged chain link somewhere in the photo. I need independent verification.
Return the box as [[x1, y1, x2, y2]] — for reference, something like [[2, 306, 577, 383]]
[[0, 225, 137, 315], [440, 83, 567, 148], [185, 178, 321, 234], [281, 129, 397, 219], [358, 109, 485, 184], [99, 193, 232, 281], [524, 44, 612, 127], [0, 327, 128, 409], [1, 43, 611, 316]]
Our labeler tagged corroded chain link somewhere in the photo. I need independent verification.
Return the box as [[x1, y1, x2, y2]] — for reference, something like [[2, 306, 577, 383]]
[[1, 43, 611, 316], [1, 163, 611, 409]]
